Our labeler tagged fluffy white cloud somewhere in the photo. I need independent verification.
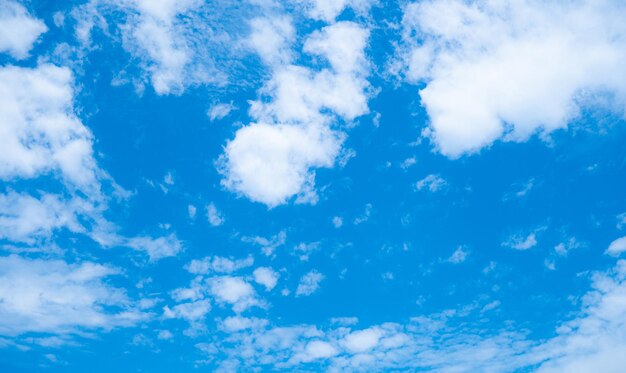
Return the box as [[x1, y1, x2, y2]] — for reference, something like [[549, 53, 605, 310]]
[[0, 255, 147, 336], [220, 122, 342, 207], [0, 64, 100, 192], [247, 16, 295, 66], [342, 327, 382, 353], [220, 21, 371, 206], [296, 270, 324, 296], [253, 267, 279, 291], [399, 0, 626, 157], [0, 1, 47, 59], [208, 276, 259, 312]]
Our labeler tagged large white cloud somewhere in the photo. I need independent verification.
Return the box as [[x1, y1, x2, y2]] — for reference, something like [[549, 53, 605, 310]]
[[0, 255, 147, 337], [220, 21, 370, 206], [0, 1, 47, 59], [0, 64, 100, 192], [220, 122, 342, 207], [399, 0, 626, 157]]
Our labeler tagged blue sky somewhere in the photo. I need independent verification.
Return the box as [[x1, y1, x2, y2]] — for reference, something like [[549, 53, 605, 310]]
[[1, 0, 626, 372]]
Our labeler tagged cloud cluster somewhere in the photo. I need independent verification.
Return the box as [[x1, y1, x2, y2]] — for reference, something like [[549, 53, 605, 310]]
[[220, 13, 371, 206], [398, 0, 626, 157], [191, 259, 626, 371]]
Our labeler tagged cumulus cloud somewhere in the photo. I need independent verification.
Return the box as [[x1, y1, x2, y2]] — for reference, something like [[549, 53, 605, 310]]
[[220, 21, 371, 206], [296, 270, 324, 296], [0, 1, 47, 59], [253, 267, 279, 291], [0, 255, 147, 337], [220, 122, 343, 207], [398, 0, 626, 157], [208, 276, 260, 312], [0, 64, 100, 192]]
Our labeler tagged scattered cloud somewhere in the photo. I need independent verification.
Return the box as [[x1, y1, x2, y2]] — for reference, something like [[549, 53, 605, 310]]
[[206, 202, 225, 226], [447, 246, 469, 264], [186, 256, 254, 275], [296, 270, 324, 296], [415, 174, 447, 192], [207, 102, 236, 121]]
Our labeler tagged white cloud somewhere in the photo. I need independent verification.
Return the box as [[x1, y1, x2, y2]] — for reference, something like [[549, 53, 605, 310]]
[[74, 0, 235, 95], [606, 236, 626, 257], [353, 203, 372, 225], [208, 276, 259, 312], [220, 21, 371, 206], [299, 0, 375, 23], [163, 299, 211, 323], [342, 328, 382, 353], [0, 64, 100, 192], [399, 0, 626, 157], [219, 316, 268, 333], [188, 204, 197, 219], [0, 255, 147, 336], [415, 174, 446, 192], [243, 230, 287, 256], [294, 242, 320, 261], [220, 122, 342, 207], [332, 216, 343, 228], [186, 256, 254, 275], [447, 246, 468, 264], [296, 270, 324, 296], [247, 16, 295, 67], [125, 233, 183, 261], [0, 1, 47, 59], [0, 192, 84, 244], [253, 267, 279, 291], [207, 102, 236, 121], [502, 232, 538, 251], [193, 259, 626, 371], [206, 202, 225, 226]]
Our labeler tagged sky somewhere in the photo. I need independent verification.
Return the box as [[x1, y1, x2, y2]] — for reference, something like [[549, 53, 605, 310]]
[[1, 0, 626, 372]]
